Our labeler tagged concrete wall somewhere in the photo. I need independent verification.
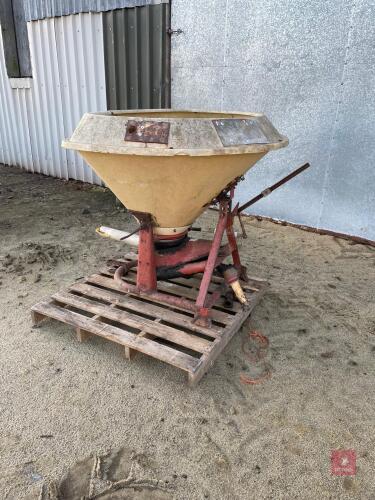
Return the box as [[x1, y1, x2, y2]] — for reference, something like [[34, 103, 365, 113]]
[[171, 0, 375, 241]]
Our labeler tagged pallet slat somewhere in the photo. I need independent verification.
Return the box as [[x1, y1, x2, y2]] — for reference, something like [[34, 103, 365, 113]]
[[69, 282, 220, 338], [32, 301, 198, 372], [52, 291, 212, 354], [87, 274, 234, 325]]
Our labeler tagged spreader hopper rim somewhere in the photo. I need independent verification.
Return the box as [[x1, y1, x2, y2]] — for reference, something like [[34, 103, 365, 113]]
[[62, 109, 288, 157]]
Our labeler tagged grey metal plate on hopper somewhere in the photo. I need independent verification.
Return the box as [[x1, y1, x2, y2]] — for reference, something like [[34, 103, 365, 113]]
[[213, 119, 270, 146]]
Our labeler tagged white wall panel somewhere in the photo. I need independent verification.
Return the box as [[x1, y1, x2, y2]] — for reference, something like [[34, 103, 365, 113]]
[[54, 12, 106, 183], [0, 12, 107, 183], [0, 43, 22, 168]]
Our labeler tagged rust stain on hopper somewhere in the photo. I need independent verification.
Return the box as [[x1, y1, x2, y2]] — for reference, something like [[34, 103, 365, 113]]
[[125, 120, 170, 144]]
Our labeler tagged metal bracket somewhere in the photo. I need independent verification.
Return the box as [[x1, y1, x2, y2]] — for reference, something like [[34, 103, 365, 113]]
[[167, 28, 184, 35]]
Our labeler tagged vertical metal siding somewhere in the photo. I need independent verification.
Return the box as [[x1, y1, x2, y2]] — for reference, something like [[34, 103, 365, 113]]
[[53, 13, 106, 183], [29, 18, 67, 178], [103, 3, 170, 109], [0, 49, 33, 169], [0, 12, 106, 183]]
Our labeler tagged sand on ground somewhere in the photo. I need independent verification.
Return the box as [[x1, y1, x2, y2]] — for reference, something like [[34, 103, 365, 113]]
[[0, 164, 374, 499]]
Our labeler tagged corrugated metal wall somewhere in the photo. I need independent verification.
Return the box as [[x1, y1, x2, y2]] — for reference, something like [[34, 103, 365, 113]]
[[171, 0, 375, 241], [0, 12, 107, 182], [0, 77, 33, 171], [24, 0, 169, 22], [103, 3, 170, 109]]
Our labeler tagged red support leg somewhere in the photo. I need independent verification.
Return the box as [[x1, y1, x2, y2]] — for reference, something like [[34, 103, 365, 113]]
[[226, 208, 241, 269], [136, 225, 157, 292], [227, 203, 249, 282], [194, 200, 229, 326]]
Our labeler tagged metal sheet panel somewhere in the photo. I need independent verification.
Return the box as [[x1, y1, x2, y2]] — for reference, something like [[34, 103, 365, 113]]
[[24, 0, 169, 22], [103, 3, 170, 109], [171, 0, 375, 241], [0, 13, 106, 182], [213, 119, 270, 146], [28, 17, 68, 178], [53, 13, 107, 182], [0, 38, 33, 169]]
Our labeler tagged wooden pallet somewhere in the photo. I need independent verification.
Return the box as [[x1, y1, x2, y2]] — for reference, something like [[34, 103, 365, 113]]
[[31, 259, 268, 385]]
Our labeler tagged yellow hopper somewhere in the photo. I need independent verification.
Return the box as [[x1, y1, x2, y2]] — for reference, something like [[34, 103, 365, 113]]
[[62, 110, 288, 238]]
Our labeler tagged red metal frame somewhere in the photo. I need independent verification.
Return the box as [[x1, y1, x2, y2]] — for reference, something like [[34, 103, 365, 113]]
[[155, 239, 213, 268], [178, 250, 229, 276], [113, 182, 247, 326], [114, 265, 197, 312], [136, 223, 157, 291], [226, 202, 241, 270], [108, 163, 311, 326], [193, 198, 230, 325]]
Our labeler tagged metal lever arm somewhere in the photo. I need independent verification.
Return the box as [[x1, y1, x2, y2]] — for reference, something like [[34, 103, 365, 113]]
[[237, 162, 311, 214]]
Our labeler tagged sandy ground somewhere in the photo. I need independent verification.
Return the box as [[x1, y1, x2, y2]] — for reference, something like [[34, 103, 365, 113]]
[[0, 163, 374, 499]]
